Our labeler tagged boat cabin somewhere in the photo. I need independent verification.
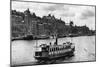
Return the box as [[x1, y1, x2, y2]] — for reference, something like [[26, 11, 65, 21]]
[[34, 42, 75, 60]]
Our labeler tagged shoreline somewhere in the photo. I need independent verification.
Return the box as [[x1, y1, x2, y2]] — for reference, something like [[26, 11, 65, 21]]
[[11, 34, 95, 41]]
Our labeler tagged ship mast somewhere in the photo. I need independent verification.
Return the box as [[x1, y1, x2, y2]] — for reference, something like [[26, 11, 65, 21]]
[[55, 31, 58, 45], [54, 22, 58, 45], [36, 21, 38, 49]]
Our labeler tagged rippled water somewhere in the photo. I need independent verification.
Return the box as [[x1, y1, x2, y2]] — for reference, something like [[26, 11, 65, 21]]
[[11, 36, 95, 66]]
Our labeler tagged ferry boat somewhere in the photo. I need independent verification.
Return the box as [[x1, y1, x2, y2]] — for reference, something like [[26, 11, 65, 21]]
[[34, 37, 75, 61]]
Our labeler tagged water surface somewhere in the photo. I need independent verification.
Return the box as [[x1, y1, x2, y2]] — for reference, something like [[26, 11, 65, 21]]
[[11, 36, 95, 66]]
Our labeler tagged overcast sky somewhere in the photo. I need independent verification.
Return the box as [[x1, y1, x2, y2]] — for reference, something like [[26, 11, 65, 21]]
[[12, 1, 95, 30]]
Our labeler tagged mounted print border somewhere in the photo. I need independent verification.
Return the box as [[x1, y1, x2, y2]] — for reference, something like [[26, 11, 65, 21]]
[[10, 0, 96, 67]]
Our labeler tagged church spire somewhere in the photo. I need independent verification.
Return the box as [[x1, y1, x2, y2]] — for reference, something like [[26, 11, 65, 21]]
[[24, 8, 30, 15]]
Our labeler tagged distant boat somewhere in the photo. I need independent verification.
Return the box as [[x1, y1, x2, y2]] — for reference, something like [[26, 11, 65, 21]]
[[11, 34, 34, 41], [11, 34, 50, 41]]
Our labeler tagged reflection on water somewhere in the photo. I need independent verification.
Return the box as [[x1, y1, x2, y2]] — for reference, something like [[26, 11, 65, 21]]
[[11, 36, 95, 66]]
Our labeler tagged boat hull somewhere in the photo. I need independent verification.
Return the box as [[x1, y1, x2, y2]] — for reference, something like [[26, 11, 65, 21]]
[[35, 48, 75, 61]]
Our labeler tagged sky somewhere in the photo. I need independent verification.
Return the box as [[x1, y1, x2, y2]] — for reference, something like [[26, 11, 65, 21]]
[[12, 1, 95, 30]]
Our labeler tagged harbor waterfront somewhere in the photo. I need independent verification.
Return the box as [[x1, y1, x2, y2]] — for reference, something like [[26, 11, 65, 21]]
[[11, 36, 95, 66]]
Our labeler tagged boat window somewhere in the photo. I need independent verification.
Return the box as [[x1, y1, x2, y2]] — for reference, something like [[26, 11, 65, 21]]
[[50, 42, 52, 45], [56, 47, 57, 51], [53, 48, 55, 51], [55, 47, 56, 51], [54, 47, 56, 51], [42, 47, 47, 51], [35, 52, 41, 56], [51, 48, 53, 52], [49, 48, 50, 52], [50, 48, 52, 52], [66, 45, 70, 49], [57, 47, 59, 50], [57, 47, 58, 50], [59, 47, 61, 50]]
